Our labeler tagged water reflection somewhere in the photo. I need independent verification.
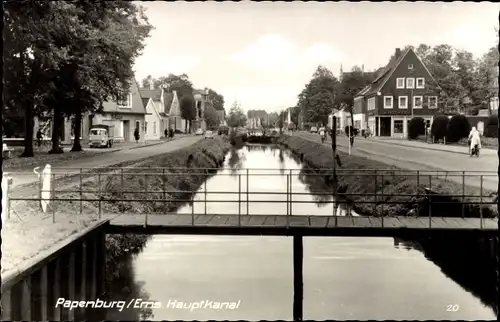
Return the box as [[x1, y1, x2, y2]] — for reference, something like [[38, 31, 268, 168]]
[[394, 236, 498, 316]]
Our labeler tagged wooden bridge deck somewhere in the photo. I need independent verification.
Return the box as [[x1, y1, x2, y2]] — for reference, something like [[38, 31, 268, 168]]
[[105, 214, 498, 236]]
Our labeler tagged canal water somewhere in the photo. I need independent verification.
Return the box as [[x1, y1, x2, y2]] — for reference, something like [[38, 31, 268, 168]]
[[103, 144, 496, 321]]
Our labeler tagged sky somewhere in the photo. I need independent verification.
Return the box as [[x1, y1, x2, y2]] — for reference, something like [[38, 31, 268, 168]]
[[133, 1, 499, 113]]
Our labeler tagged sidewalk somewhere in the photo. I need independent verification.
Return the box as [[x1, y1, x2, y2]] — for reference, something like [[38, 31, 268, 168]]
[[370, 137, 497, 156]]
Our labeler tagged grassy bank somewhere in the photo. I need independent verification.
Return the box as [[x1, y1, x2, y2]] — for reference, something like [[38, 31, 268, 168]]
[[76, 138, 231, 280], [278, 135, 497, 218]]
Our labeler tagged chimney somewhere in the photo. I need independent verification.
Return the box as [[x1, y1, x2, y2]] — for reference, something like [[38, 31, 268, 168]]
[[149, 79, 154, 90], [395, 48, 401, 58]]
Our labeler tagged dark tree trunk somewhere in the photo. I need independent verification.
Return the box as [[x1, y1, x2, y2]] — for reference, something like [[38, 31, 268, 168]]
[[49, 105, 64, 154], [20, 103, 34, 157], [70, 109, 83, 152]]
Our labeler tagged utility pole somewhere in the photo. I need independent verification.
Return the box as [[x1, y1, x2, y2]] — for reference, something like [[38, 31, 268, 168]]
[[331, 116, 337, 199]]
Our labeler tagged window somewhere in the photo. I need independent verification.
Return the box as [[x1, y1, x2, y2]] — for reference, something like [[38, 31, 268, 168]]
[[398, 96, 408, 109], [428, 96, 438, 109], [396, 78, 405, 89], [406, 78, 415, 89], [354, 120, 361, 129], [367, 97, 376, 110], [144, 122, 148, 133], [394, 120, 404, 134], [408, 64, 414, 69], [416, 78, 425, 89], [136, 121, 140, 131], [384, 96, 393, 109], [153, 122, 157, 135], [413, 96, 423, 109], [117, 93, 132, 108]]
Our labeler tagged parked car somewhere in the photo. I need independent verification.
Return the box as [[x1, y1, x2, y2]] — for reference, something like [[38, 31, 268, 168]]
[[195, 128, 204, 135], [310, 127, 318, 133], [89, 125, 114, 148], [204, 130, 214, 139]]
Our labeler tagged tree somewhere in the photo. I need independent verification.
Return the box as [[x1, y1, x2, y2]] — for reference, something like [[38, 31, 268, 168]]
[[335, 67, 374, 129], [141, 75, 155, 88], [476, 46, 499, 113], [179, 95, 197, 133], [408, 117, 426, 140], [430, 115, 449, 141], [446, 115, 470, 143], [53, 1, 152, 153], [207, 89, 225, 111], [298, 66, 339, 126], [204, 105, 218, 129], [3, 1, 81, 157], [227, 101, 247, 128]]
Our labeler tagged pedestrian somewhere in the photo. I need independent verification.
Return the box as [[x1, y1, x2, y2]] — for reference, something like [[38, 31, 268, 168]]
[[134, 128, 140, 143], [164, 129, 168, 139], [36, 129, 43, 147]]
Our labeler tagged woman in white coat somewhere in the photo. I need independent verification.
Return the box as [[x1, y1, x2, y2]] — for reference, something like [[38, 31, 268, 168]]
[[468, 127, 481, 155]]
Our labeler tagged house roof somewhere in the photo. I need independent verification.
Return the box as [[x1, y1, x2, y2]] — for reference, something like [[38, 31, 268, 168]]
[[363, 48, 412, 96], [164, 92, 174, 111], [139, 88, 162, 101], [141, 98, 150, 108]]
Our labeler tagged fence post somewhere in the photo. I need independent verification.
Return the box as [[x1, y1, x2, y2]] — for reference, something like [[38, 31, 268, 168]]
[[480, 175, 483, 229], [289, 169, 293, 216], [120, 168, 124, 195], [428, 175, 432, 228], [381, 173, 384, 227], [461, 171, 465, 218], [192, 193, 195, 225], [246, 169, 249, 215], [204, 178, 207, 216], [80, 168, 83, 214], [52, 173, 56, 223], [373, 170, 377, 214], [416, 170, 420, 189], [286, 174, 290, 216], [145, 173, 149, 219], [238, 174, 241, 216], [98, 173, 102, 219]]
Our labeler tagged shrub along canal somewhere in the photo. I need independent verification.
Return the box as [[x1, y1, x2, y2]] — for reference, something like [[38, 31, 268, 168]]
[[92, 144, 495, 321]]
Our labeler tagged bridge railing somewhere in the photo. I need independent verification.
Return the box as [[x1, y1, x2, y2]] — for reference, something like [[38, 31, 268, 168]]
[[6, 168, 498, 229]]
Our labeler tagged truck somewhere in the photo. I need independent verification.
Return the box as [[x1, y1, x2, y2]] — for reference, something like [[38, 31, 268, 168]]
[[89, 124, 115, 148]]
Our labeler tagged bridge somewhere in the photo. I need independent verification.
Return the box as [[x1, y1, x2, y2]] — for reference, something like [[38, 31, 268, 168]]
[[4, 167, 498, 321]]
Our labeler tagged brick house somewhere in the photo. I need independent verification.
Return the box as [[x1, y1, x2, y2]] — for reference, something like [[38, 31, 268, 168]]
[[354, 47, 441, 138]]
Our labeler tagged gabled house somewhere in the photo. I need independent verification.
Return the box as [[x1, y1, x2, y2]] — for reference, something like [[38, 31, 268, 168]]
[[89, 78, 147, 142], [142, 97, 161, 140], [355, 47, 441, 138], [139, 83, 170, 137], [167, 90, 186, 132]]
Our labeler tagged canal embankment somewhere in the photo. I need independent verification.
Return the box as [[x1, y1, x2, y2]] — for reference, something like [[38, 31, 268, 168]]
[[277, 135, 498, 219]]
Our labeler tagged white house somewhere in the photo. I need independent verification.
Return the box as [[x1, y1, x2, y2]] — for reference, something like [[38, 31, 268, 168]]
[[328, 109, 351, 131], [168, 91, 187, 132], [143, 97, 162, 140]]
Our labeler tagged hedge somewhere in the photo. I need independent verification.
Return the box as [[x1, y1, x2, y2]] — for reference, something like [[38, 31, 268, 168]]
[[430, 115, 449, 141], [484, 115, 498, 138], [446, 115, 470, 143], [408, 117, 425, 139]]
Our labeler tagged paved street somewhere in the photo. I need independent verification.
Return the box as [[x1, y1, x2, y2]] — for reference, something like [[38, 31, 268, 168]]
[[294, 132, 498, 191], [8, 136, 203, 189]]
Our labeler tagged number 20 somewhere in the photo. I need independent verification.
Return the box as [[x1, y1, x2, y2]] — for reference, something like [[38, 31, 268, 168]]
[[447, 304, 459, 312]]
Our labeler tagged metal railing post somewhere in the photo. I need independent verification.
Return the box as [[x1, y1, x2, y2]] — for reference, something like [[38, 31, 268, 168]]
[[428, 175, 432, 228], [192, 194, 195, 225], [461, 171, 465, 218], [120, 168, 124, 196], [80, 168, 83, 214], [480, 175, 483, 229], [373, 170, 377, 214], [246, 169, 250, 215], [204, 177, 207, 216], [238, 174, 241, 216], [52, 173, 56, 223], [286, 174, 290, 216], [98, 173, 102, 219], [416, 170, 420, 188], [381, 174, 384, 227], [289, 169, 293, 216]]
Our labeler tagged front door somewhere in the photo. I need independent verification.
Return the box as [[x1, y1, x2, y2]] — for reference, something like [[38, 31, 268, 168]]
[[123, 120, 130, 141], [380, 117, 391, 136]]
